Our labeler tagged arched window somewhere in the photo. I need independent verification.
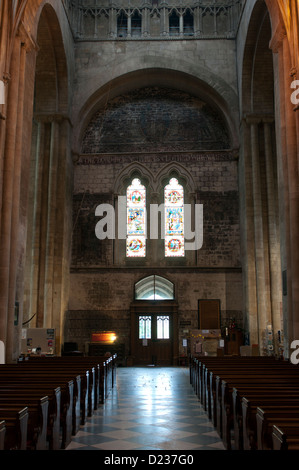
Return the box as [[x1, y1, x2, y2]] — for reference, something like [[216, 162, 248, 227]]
[[117, 11, 128, 37], [126, 178, 146, 257], [183, 10, 194, 36], [164, 178, 185, 257], [131, 11, 142, 37], [169, 11, 180, 36], [135, 275, 174, 300]]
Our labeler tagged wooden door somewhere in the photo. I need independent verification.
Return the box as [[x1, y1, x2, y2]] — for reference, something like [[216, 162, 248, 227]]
[[130, 301, 178, 366], [135, 314, 172, 365]]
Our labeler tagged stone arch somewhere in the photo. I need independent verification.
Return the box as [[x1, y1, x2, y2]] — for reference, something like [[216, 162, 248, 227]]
[[156, 162, 196, 198], [241, 0, 274, 116], [74, 67, 239, 155], [135, 275, 175, 300], [34, 3, 68, 115], [113, 162, 155, 196]]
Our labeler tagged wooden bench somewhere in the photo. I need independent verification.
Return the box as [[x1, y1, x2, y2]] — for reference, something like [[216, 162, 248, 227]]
[[256, 407, 299, 450], [0, 407, 28, 450], [272, 424, 299, 450], [189, 356, 299, 451], [0, 420, 5, 450], [222, 380, 299, 450], [230, 385, 299, 450], [0, 368, 74, 449], [0, 387, 60, 450], [242, 395, 299, 450], [0, 354, 117, 450], [0, 395, 49, 450]]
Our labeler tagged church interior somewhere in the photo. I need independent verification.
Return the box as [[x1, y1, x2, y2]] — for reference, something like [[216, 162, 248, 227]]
[[0, 0, 299, 452]]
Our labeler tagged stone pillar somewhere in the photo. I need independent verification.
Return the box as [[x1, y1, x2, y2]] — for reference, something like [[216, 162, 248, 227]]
[[6, 38, 28, 362], [179, 12, 183, 37], [239, 119, 258, 346], [193, 6, 200, 37], [23, 119, 46, 328], [248, 116, 272, 353], [263, 119, 282, 347], [24, 114, 72, 353], [127, 11, 132, 38], [108, 7, 117, 38], [142, 4, 150, 37], [282, 36, 299, 347], [270, 26, 299, 356], [160, 5, 169, 37], [0, 36, 21, 359]]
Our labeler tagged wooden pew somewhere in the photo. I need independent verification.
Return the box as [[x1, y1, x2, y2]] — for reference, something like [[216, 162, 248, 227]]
[[272, 424, 299, 450], [0, 385, 61, 450], [0, 395, 49, 450], [0, 407, 28, 450], [0, 354, 117, 450], [189, 356, 299, 451], [224, 381, 299, 450], [0, 369, 74, 450], [203, 362, 299, 448], [0, 420, 5, 450], [15, 361, 88, 427], [256, 407, 299, 450], [24, 354, 116, 408], [242, 396, 299, 450]]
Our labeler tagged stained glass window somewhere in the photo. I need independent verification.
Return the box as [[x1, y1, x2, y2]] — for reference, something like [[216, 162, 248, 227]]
[[164, 178, 185, 257], [139, 316, 151, 339], [157, 316, 170, 339], [126, 178, 146, 257]]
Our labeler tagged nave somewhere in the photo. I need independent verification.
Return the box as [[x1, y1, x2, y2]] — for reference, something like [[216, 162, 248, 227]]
[[66, 367, 225, 451]]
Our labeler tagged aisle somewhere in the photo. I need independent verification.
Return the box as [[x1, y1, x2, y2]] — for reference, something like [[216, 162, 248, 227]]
[[66, 366, 225, 451]]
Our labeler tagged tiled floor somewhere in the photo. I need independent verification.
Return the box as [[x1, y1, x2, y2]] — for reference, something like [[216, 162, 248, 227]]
[[66, 366, 225, 451]]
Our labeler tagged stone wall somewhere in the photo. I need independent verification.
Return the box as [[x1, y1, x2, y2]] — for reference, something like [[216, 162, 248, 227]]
[[66, 86, 243, 358]]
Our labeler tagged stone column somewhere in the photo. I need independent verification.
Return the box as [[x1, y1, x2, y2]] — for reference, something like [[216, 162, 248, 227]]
[[127, 11, 132, 38], [160, 4, 169, 37], [179, 12, 183, 37], [51, 117, 73, 354], [43, 119, 59, 328], [0, 36, 21, 358], [142, 4, 150, 37], [263, 119, 282, 348], [108, 6, 117, 38], [248, 116, 272, 353], [193, 6, 200, 37], [282, 36, 299, 347], [24, 118, 46, 328], [239, 118, 258, 346], [6, 37, 29, 362]]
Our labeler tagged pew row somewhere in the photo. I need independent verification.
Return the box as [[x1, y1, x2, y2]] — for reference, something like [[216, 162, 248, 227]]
[[0, 354, 116, 450], [190, 355, 299, 451], [272, 424, 299, 450]]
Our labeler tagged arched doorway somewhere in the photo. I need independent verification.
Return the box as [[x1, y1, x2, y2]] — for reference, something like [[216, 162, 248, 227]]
[[130, 275, 178, 366]]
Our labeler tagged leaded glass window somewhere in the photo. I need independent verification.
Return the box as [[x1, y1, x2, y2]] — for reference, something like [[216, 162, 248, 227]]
[[164, 178, 185, 257], [139, 316, 151, 339], [126, 178, 146, 257], [157, 315, 170, 339]]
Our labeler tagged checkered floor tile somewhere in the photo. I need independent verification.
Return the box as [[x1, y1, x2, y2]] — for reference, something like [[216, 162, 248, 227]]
[[66, 366, 225, 451]]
